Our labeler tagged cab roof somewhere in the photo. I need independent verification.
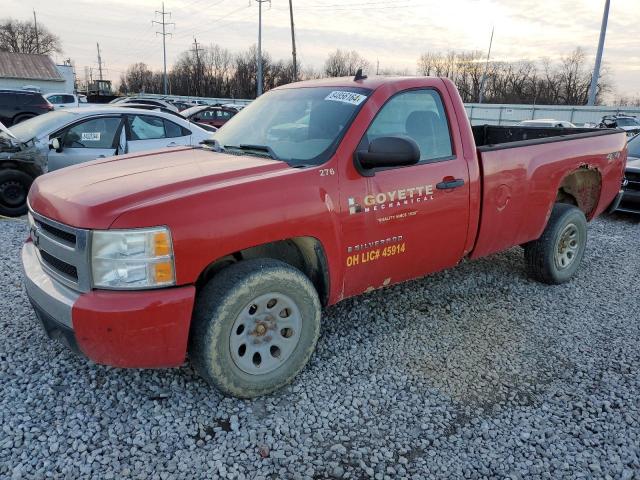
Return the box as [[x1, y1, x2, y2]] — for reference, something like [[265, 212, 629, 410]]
[[275, 75, 435, 92]]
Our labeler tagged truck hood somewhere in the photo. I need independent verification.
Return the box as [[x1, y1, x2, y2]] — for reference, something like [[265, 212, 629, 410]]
[[29, 147, 290, 229]]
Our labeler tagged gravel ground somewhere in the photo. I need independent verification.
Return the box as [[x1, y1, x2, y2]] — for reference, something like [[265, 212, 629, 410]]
[[1, 214, 639, 479]]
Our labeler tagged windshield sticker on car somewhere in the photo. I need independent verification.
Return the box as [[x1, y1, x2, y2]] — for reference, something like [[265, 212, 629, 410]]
[[81, 132, 101, 141], [325, 91, 367, 106]]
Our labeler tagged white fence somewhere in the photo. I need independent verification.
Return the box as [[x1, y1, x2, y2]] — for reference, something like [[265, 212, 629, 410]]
[[464, 103, 640, 127]]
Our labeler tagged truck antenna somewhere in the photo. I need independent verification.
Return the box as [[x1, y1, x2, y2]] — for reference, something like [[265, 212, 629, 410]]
[[354, 68, 367, 81]]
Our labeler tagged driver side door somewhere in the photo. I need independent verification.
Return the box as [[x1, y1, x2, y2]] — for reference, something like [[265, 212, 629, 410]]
[[47, 116, 123, 171]]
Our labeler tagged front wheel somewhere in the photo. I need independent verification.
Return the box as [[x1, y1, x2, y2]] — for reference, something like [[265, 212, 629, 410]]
[[189, 258, 321, 398], [524, 203, 587, 284], [0, 169, 34, 217]]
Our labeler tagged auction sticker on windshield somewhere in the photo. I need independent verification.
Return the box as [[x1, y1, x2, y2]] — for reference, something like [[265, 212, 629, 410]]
[[81, 132, 101, 141], [325, 91, 367, 106]]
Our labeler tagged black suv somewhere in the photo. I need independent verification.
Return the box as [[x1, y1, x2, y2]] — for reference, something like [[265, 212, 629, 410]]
[[0, 90, 53, 127]]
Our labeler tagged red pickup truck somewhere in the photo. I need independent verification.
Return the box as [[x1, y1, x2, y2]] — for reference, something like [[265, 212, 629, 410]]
[[22, 75, 626, 397]]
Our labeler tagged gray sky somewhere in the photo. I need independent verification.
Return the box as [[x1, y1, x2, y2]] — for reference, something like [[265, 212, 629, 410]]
[[6, 0, 640, 99]]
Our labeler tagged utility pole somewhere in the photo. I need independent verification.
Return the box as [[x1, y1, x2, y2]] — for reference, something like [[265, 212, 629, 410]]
[[478, 26, 494, 104], [192, 37, 204, 97], [96, 43, 103, 80], [588, 0, 610, 106], [153, 2, 174, 95], [255, 0, 270, 96], [33, 10, 40, 54], [376, 58, 379, 75], [288, 0, 297, 81]]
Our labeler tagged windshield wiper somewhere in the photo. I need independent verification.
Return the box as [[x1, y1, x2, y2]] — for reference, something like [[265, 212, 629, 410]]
[[223, 144, 279, 160]]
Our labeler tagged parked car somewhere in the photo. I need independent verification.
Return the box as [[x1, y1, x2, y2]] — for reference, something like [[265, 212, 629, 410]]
[[44, 93, 89, 110], [517, 119, 576, 128], [115, 97, 179, 112], [222, 103, 248, 111], [182, 105, 238, 129], [0, 107, 213, 216], [615, 133, 640, 213], [167, 100, 192, 111], [0, 89, 54, 127], [22, 75, 626, 398], [109, 103, 186, 118], [599, 114, 640, 137]]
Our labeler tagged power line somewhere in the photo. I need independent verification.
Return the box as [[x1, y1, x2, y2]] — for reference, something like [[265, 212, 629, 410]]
[[153, 2, 175, 95], [192, 37, 204, 96], [588, 0, 610, 106], [33, 10, 40, 54], [96, 43, 104, 80], [289, 0, 297, 81], [255, 0, 270, 97]]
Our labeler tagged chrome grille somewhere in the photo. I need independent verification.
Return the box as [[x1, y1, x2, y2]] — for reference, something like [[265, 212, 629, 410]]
[[29, 208, 92, 292]]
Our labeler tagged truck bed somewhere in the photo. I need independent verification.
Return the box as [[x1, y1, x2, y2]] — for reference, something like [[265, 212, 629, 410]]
[[469, 126, 626, 259], [472, 125, 615, 149]]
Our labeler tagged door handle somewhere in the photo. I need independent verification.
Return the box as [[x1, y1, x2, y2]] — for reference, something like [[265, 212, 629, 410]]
[[166, 142, 178, 147], [436, 178, 465, 190], [96, 154, 107, 158]]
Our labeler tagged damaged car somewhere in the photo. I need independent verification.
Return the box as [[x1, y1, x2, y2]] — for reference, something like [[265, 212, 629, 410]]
[[0, 107, 214, 216]]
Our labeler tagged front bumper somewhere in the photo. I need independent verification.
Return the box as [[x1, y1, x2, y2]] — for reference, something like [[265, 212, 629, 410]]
[[22, 241, 196, 368]]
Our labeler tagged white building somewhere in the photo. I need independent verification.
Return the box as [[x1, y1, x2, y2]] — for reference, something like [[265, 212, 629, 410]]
[[0, 52, 74, 94]]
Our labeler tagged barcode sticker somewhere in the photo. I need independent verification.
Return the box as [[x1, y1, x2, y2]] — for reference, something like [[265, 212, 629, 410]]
[[81, 132, 101, 141], [325, 91, 367, 106]]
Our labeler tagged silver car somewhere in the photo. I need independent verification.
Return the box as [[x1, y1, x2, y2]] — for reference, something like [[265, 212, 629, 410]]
[[0, 107, 213, 216]]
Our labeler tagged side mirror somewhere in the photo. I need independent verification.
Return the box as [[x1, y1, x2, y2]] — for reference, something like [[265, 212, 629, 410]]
[[49, 137, 63, 153], [355, 136, 420, 176]]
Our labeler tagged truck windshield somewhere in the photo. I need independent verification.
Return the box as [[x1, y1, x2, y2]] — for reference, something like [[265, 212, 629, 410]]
[[213, 86, 371, 166]]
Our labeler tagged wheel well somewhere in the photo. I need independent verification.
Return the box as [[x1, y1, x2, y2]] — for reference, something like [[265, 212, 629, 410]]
[[196, 237, 330, 306], [555, 167, 601, 217], [0, 161, 42, 178]]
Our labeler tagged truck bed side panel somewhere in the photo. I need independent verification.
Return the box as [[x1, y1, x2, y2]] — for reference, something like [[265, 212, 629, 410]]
[[470, 132, 626, 259]]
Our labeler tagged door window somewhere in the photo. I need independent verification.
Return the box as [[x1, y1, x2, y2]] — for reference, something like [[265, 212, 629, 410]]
[[129, 115, 166, 140], [164, 119, 185, 138], [62, 117, 121, 148], [60, 95, 76, 104], [363, 89, 453, 163], [47, 95, 62, 104]]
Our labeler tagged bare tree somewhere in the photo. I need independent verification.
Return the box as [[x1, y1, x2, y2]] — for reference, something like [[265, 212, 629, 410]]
[[118, 63, 160, 94], [0, 18, 61, 55], [416, 47, 609, 105], [324, 49, 371, 77]]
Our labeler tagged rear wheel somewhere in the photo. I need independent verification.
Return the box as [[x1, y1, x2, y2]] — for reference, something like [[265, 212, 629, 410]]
[[189, 258, 321, 398], [0, 169, 33, 217], [524, 203, 587, 284]]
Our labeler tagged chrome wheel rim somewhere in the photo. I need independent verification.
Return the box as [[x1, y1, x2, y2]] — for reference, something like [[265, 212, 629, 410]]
[[229, 292, 302, 375], [555, 223, 580, 270]]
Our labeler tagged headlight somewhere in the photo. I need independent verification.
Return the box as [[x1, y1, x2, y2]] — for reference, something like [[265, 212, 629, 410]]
[[91, 227, 175, 289]]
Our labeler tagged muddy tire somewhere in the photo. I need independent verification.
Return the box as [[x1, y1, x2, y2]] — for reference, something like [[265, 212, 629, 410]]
[[0, 169, 33, 217], [524, 203, 587, 284], [189, 258, 321, 398]]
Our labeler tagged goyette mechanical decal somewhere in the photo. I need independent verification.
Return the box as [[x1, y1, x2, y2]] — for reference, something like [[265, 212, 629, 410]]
[[348, 185, 435, 215], [346, 235, 406, 267]]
